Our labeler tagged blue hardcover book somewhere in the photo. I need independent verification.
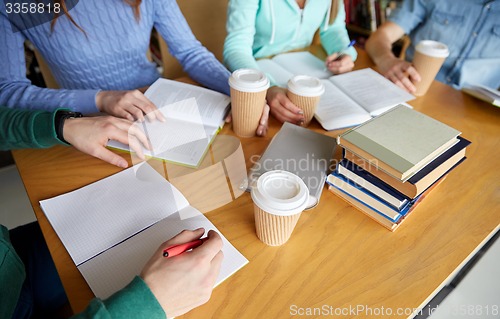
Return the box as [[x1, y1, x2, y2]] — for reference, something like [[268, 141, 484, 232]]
[[336, 159, 409, 210], [327, 171, 415, 223]]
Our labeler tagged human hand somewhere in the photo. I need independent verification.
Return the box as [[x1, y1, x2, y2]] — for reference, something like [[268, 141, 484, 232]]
[[96, 90, 166, 122], [378, 56, 421, 93], [266, 86, 304, 124], [225, 103, 270, 136], [325, 53, 355, 74], [141, 228, 223, 318], [63, 116, 150, 168]]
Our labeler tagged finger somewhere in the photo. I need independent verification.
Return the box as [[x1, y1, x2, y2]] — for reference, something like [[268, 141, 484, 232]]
[[92, 146, 129, 168], [387, 73, 409, 92], [191, 230, 223, 260], [260, 103, 270, 126], [325, 53, 339, 64], [279, 96, 303, 115], [162, 228, 205, 248], [405, 65, 421, 83], [128, 135, 146, 160], [393, 69, 416, 93], [132, 91, 160, 121], [272, 103, 304, 123], [225, 112, 232, 123], [126, 123, 151, 151], [128, 104, 146, 123]]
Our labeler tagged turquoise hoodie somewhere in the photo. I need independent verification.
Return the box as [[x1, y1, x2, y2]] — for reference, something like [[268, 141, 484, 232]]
[[224, 0, 357, 85]]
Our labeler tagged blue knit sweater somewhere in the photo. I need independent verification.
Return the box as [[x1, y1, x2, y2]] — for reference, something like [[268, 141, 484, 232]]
[[0, 0, 231, 114]]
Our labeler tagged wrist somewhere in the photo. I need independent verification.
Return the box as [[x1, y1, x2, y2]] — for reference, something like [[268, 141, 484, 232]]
[[54, 110, 83, 144]]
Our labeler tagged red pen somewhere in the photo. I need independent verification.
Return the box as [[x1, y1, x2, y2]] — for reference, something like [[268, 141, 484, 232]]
[[162, 237, 208, 258]]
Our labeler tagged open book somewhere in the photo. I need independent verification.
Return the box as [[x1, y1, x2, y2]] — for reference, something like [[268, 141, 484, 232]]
[[108, 79, 231, 168], [462, 83, 500, 107], [256, 51, 333, 87], [315, 68, 415, 130], [39, 163, 248, 299]]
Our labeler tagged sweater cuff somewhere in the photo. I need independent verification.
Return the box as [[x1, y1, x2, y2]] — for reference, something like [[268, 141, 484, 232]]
[[104, 276, 166, 319], [31, 110, 64, 148], [72, 90, 100, 115]]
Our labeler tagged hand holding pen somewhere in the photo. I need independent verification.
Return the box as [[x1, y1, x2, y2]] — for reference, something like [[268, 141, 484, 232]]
[[140, 228, 223, 317], [325, 40, 356, 74]]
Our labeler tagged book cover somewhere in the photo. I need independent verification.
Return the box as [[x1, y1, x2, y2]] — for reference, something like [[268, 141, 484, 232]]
[[344, 136, 470, 197], [338, 105, 461, 181]]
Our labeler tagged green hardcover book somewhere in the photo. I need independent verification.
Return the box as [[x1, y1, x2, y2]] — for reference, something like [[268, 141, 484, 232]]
[[337, 105, 461, 181]]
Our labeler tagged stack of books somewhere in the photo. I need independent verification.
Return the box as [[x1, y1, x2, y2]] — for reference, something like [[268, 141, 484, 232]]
[[327, 105, 470, 231]]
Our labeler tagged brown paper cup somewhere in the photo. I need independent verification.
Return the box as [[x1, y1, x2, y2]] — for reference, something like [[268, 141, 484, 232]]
[[230, 88, 267, 138], [287, 91, 321, 126], [254, 205, 302, 246], [286, 75, 324, 126], [413, 53, 446, 96], [412, 40, 449, 96], [251, 170, 309, 246]]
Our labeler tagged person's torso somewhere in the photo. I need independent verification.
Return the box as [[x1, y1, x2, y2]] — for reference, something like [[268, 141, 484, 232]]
[[253, 0, 331, 58], [20, 0, 160, 90], [407, 0, 500, 88]]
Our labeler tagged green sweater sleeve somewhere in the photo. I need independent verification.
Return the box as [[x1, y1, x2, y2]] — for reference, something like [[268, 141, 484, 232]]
[[319, 0, 358, 60], [71, 276, 166, 319], [0, 225, 26, 319], [0, 106, 66, 150]]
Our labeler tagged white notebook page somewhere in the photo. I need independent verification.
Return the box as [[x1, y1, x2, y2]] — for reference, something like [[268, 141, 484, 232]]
[[40, 163, 190, 266]]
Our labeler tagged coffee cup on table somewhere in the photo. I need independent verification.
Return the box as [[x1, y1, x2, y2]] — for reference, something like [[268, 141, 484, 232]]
[[228, 69, 270, 137], [251, 170, 309, 246], [412, 40, 450, 96], [286, 75, 325, 126]]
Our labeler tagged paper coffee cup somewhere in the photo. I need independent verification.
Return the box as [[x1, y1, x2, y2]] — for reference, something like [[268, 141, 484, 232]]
[[412, 40, 450, 96], [251, 170, 309, 246], [229, 69, 270, 137], [286, 75, 325, 126]]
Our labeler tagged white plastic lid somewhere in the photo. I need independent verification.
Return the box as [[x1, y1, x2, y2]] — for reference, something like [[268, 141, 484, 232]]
[[415, 40, 450, 58], [251, 170, 309, 216], [228, 69, 270, 92], [287, 75, 325, 97]]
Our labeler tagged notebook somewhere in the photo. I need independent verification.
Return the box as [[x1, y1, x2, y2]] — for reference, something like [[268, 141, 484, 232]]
[[462, 84, 500, 107], [108, 79, 231, 168], [246, 122, 336, 209], [40, 163, 248, 299]]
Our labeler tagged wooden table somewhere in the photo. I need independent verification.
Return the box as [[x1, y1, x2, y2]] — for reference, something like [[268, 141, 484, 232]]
[[13, 49, 500, 318]]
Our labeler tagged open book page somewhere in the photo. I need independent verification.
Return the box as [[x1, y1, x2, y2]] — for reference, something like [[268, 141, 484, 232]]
[[107, 79, 230, 167], [257, 52, 332, 87], [78, 211, 249, 299], [271, 51, 333, 80], [329, 68, 414, 115], [40, 163, 190, 266], [315, 80, 372, 130], [145, 78, 230, 127], [256, 59, 294, 87]]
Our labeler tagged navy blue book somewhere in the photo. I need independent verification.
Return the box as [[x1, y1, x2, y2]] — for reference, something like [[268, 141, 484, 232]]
[[336, 159, 409, 210], [343, 136, 470, 198], [327, 171, 415, 223]]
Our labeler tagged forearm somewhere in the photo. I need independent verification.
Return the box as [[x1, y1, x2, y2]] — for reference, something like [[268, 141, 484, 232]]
[[71, 277, 165, 319], [365, 22, 404, 67], [320, 1, 357, 61]]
